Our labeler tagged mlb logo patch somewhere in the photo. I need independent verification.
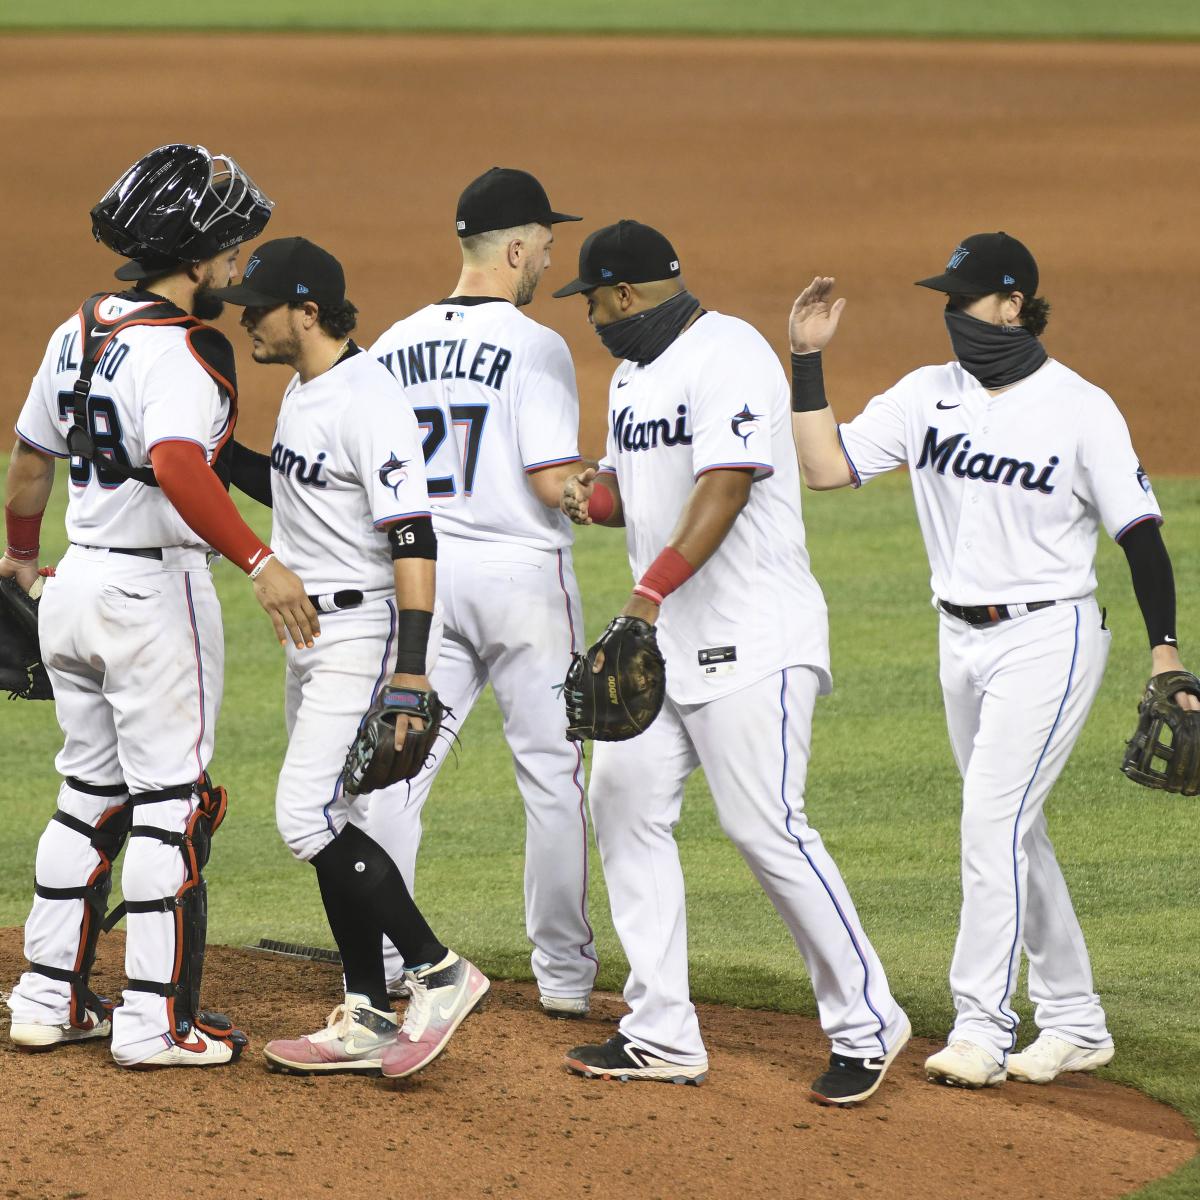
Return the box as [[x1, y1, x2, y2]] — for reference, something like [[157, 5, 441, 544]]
[[456, 220, 467, 231], [444, 310, 465, 322], [669, 260, 679, 271]]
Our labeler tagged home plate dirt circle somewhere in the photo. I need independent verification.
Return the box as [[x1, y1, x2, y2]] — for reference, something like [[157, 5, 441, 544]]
[[0, 930, 1192, 1200]]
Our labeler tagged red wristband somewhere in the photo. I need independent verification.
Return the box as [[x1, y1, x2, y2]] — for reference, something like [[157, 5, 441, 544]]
[[5, 505, 43, 561], [638, 546, 694, 603], [587, 482, 615, 523]]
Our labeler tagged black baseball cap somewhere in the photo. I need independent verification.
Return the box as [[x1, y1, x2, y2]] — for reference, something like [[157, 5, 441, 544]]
[[207, 236, 346, 308], [915, 232, 1038, 297], [455, 167, 580, 238], [552, 220, 682, 298]]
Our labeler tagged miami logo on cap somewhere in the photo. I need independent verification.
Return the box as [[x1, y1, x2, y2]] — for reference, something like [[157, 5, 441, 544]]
[[947, 246, 970, 269], [244, 256, 261, 278]]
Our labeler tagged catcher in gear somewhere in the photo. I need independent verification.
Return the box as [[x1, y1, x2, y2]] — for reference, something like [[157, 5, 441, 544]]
[[0, 575, 52, 699], [1122, 670, 1200, 795], [210, 237, 489, 1081], [564, 615, 665, 742]]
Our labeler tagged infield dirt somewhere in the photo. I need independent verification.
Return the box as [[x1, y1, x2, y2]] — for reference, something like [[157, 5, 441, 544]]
[[1, 31, 1198, 1200]]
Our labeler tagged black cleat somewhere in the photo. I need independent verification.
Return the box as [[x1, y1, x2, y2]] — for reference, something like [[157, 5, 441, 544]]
[[810, 1016, 911, 1106], [565, 1033, 707, 1085]]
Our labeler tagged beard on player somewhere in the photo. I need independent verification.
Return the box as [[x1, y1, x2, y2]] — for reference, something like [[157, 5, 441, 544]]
[[513, 256, 544, 308]]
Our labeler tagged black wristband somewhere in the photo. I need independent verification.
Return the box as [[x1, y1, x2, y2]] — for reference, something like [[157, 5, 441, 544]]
[[394, 608, 433, 675], [790, 351, 829, 413]]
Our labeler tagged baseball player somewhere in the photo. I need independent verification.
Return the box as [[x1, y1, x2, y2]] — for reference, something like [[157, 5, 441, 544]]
[[209, 237, 488, 1080], [786, 232, 1198, 1087], [368, 167, 598, 1017], [2, 144, 316, 1068], [555, 221, 910, 1104]]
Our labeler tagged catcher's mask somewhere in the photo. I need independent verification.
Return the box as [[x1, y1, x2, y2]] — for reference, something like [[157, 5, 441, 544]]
[[90, 143, 274, 281]]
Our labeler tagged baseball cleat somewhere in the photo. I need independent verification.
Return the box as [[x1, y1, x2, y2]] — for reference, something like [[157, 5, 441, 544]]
[[565, 1033, 708, 1085], [810, 1015, 912, 1106], [263, 994, 398, 1076], [1006, 1033, 1114, 1085], [924, 1039, 1006, 1088], [539, 993, 590, 1020], [9, 1008, 111, 1051], [380, 952, 489, 1081], [120, 1027, 239, 1070]]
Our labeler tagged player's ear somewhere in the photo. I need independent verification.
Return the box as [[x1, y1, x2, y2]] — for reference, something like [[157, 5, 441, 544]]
[[1003, 291, 1025, 325], [506, 237, 524, 269]]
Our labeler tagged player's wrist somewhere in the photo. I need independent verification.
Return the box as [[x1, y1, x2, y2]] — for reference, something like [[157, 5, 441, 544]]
[[790, 351, 829, 413], [4, 504, 43, 561], [637, 546, 694, 605], [394, 609, 433, 675], [248, 551, 275, 581]]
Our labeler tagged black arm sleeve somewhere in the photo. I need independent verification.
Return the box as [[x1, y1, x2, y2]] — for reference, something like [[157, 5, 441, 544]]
[[1118, 519, 1177, 648], [227, 441, 273, 508]]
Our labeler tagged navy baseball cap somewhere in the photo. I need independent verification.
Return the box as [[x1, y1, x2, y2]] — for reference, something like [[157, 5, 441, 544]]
[[915, 232, 1039, 297], [456, 167, 580, 238], [207, 236, 346, 308], [552, 220, 681, 298]]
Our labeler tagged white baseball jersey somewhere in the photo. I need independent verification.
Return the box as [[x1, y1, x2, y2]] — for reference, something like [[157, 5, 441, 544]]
[[837, 358, 1161, 605], [598, 311, 829, 704], [268, 347, 429, 596], [370, 299, 579, 551], [15, 296, 231, 549]]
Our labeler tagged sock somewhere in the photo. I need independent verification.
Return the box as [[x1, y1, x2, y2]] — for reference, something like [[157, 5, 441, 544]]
[[312, 834, 389, 1010], [324, 824, 447, 972]]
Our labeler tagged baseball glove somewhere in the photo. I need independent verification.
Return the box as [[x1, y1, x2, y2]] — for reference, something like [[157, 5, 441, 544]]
[[341, 684, 444, 796], [564, 616, 666, 742], [0, 576, 52, 700], [1121, 669, 1200, 796]]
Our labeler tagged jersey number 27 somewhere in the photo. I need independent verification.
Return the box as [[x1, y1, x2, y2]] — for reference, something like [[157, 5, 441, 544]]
[[414, 403, 489, 497]]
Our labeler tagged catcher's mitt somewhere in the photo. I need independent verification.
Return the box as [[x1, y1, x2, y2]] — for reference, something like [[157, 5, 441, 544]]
[[0, 576, 52, 700], [342, 684, 444, 796], [564, 615, 665, 743], [1121, 669, 1200, 796]]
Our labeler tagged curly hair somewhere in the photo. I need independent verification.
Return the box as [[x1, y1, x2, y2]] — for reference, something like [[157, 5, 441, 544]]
[[1018, 295, 1051, 338], [289, 298, 358, 339]]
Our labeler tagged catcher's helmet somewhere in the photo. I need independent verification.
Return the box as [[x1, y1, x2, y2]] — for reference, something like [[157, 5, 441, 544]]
[[91, 144, 274, 281]]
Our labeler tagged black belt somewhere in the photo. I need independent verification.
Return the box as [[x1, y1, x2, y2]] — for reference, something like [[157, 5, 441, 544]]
[[939, 599, 1057, 627], [307, 589, 364, 613], [72, 544, 164, 560]]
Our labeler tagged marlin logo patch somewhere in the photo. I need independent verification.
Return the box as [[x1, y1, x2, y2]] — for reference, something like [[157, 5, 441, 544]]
[[244, 256, 261, 278], [947, 246, 970, 269], [730, 405, 761, 447], [378, 454, 410, 497]]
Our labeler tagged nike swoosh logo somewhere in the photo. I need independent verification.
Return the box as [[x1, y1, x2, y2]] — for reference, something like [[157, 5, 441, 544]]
[[249, 548, 264, 565], [90, 327, 111, 339], [343, 1038, 385, 1056], [616, 379, 631, 388], [1165, 636, 1177, 645], [437, 998, 463, 1020], [936, 401, 960, 410]]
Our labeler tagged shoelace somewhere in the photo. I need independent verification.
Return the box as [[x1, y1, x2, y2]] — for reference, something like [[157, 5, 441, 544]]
[[399, 976, 431, 1040]]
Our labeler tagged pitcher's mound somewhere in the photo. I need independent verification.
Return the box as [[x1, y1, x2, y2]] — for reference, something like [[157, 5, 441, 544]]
[[0, 929, 1193, 1199]]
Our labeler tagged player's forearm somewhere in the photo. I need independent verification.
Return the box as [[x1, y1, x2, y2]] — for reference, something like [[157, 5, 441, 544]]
[[391, 557, 435, 677], [668, 469, 753, 570], [590, 472, 624, 526], [149, 440, 271, 573], [227, 440, 273, 508], [528, 460, 583, 509], [790, 351, 853, 490], [4, 440, 55, 561], [1119, 518, 1178, 649]]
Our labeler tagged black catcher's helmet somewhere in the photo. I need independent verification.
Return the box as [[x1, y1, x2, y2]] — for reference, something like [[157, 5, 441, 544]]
[[90, 144, 274, 281]]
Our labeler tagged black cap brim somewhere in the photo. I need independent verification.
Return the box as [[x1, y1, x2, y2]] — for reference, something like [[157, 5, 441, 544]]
[[205, 282, 289, 307], [914, 274, 994, 296], [549, 211, 582, 225], [551, 276, 600, 298], [115, 258, 180, 282]]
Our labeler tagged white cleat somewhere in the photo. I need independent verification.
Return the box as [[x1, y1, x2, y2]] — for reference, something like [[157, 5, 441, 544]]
[[1007, 1033, 1114, 1084], [121, 1028, 236, 1070], [925, 1040, 1006, 1088], [10, 1009, 111, 1051], [539, 994, 590, 1020]]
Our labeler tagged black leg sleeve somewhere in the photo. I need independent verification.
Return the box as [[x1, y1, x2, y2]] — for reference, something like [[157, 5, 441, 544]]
[[315, 824, 446, 977], [312, 836, 388, 1009]]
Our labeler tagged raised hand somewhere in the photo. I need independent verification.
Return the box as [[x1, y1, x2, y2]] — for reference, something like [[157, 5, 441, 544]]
[[789, 276, 847, 354]]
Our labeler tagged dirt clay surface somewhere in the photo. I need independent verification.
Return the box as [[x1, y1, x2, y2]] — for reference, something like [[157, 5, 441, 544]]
[[2, 31, 1200, 1200], [0, 930, 1194, 1200]]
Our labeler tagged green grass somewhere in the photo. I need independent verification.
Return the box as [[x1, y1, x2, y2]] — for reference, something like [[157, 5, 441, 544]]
[[3, 0, 1200, 38], [1, 464, 1198, 1195]]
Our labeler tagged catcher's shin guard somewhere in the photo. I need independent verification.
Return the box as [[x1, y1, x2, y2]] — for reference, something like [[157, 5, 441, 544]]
[[115, 773, 247, 1058], [26, 778, 131, 1029]]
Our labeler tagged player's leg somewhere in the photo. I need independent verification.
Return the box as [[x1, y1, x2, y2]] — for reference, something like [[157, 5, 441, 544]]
[[105, 564, 239, 1067], [366, 626, 486, 990], [481, 548, 597, 1009], [688, 666, 910, 1102], [8, 564, 128, 1047], [267, 601, 486, 1078], [566, 702, 708, 1080], [942, 602, 1109, 1072]]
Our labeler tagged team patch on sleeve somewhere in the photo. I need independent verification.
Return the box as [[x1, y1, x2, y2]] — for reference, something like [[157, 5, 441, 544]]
[[730, 405, 762, 447], [378, 454, 410, 497]]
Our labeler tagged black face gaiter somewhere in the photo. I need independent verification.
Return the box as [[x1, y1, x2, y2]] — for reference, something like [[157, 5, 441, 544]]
[[595, 290, 702, 364], [944, 306, 1047, 389]]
